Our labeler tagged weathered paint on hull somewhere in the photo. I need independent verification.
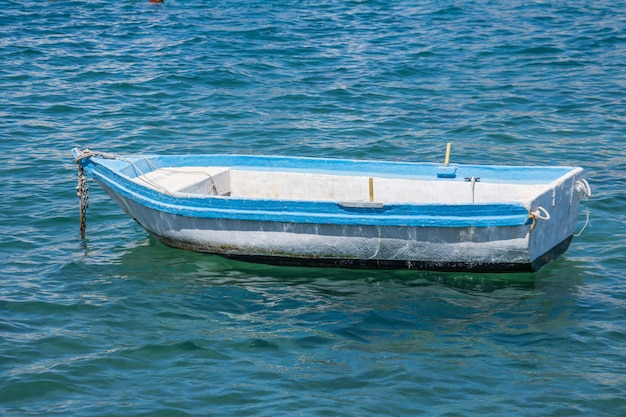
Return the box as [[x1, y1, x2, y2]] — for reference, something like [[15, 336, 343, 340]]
[[157, 231, 572, 272], [100, 182, 550, 272], [221, 236, 571, 272]]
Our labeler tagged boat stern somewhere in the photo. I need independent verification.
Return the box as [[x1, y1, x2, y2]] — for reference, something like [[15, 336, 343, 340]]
[[527, 167, 590, 269]]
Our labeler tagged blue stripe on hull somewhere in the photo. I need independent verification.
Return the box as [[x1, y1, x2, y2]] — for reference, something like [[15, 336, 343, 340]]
[[89, 174, 532, 229]]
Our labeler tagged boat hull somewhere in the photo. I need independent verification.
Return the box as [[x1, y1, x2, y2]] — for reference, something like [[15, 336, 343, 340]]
[[99, 181, 560, 272]]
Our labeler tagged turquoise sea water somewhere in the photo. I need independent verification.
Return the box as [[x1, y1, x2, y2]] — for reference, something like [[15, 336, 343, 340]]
[[2, 1, 626, 415]]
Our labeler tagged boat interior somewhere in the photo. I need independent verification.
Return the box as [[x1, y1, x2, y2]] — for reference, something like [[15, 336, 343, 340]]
[[134, 166, 550, 205]]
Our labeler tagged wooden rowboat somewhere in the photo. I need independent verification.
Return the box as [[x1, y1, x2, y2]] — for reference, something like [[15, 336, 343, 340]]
[[72, 148, 590, 272]]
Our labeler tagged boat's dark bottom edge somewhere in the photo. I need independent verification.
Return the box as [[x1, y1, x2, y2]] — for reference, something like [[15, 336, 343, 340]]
[[155, 234, 573, 273], [530, 234, 573, 271], [220, 255, 533, 272]]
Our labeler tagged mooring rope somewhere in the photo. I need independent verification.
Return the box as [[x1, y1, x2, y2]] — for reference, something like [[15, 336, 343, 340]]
[[73, 149, 115, 239], [76, 163, 89, 239], [573, 206, 591, 237], [573, 179, 592, 236]]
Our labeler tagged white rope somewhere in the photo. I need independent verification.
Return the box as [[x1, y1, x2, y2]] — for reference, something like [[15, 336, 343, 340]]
[[152, 167, 219, 194], [75, 149, 218, 196], [572, 178, 591, 237], [576, 179, 592, 199], [118, 156, 171, 194], [573, 206, 591, 237], [531, 206, 550, 221], [73, 149, 117, 163], [529, 205, 550, 231]]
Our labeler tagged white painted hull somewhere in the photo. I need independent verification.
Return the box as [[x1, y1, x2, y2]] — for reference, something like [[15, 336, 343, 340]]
[[100, 182, 567, 271]]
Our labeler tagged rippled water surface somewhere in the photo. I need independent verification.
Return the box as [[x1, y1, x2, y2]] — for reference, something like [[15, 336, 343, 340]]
[[2, 1, 626, 416]]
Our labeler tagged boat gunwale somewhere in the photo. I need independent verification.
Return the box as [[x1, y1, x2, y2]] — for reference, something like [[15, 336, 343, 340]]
[[119, 153, 582, 185]]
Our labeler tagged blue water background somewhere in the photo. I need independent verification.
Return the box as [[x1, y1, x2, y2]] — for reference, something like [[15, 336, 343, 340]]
[[2, 1, 626, 415]]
